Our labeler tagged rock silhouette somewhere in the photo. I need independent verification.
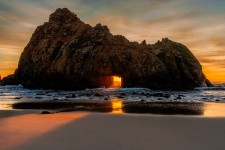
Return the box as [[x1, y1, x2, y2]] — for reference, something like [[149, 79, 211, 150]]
[[1, 8, 212, 89]]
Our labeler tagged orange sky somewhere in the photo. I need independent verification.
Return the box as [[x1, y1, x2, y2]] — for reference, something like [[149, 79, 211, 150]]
[[1, 0, 225, 83]]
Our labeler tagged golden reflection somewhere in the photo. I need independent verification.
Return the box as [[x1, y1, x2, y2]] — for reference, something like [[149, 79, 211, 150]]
[[112, 99, 123, 114], [110, 76, 122, 88], [204, 102, 225, 117], [0, 104, 13, 110], [0, 102, 13, 110], [0, 112, 88, 150]]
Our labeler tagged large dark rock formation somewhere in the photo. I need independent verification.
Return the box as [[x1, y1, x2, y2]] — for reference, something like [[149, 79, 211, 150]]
[[2, 8, 212, 89]]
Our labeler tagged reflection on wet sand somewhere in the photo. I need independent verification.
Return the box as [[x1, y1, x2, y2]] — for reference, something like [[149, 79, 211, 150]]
[[111, 99, 123, 114], [3, 99, 225, 117], [0, 101, 13, 110], [0, 112, 88, 150], [204, 102, 225, 117]]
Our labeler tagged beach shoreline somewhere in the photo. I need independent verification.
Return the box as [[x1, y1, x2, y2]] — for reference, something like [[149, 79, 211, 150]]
[[1, 110, 225, 150]]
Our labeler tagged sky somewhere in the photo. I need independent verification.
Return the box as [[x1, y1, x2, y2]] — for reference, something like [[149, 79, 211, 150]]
[[0, 0, 225, 83]]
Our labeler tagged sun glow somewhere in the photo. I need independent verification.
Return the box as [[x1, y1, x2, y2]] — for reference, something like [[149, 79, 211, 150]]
[[0, 113, 88, 150], [112, 99, 123, 114], [110, 76, 122, 88]]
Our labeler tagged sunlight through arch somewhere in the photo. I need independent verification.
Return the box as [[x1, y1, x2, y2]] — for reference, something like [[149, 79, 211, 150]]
[[110, 76, 122, 88]]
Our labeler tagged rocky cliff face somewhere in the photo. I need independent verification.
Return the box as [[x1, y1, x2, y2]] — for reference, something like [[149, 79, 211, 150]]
[[4, 8, 212, 89]]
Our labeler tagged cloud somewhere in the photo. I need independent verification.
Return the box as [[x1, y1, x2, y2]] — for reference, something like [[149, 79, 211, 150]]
[[0, 0, 225, 81]]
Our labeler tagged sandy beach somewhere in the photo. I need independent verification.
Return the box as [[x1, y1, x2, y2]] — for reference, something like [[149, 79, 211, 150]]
[[1, 110, 225, 150]]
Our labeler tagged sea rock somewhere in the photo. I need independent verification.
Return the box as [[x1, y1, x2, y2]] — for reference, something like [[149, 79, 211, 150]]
[[65, 94, 76, 98], [175, 95, 183, 100], [41, 111, 52, 114], [104, 97, 109, 101], [3, 8, 212, 90], [116, 95, 125, 99], [94, 92, 104, 97], [0, 74, 20, 85]]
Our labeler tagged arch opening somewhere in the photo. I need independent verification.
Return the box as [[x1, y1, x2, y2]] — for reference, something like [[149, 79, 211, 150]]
[[110, 76, 122, 88], [97, 75, 123, 88]]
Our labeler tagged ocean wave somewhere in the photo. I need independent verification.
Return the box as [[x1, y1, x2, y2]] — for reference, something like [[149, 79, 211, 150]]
[[194, 87, 225, 91]]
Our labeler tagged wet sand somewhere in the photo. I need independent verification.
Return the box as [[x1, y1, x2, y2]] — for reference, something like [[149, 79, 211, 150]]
[[12, 101, 205, 115], [0, 110, 225, 150]]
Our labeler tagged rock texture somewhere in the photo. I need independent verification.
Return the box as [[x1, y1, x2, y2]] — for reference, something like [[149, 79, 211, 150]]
[[0, 74, 20, 85], [2, 8, 212, 89]]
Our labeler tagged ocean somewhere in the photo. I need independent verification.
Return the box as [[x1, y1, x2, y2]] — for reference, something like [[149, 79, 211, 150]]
[[1, 85, 225, 109]]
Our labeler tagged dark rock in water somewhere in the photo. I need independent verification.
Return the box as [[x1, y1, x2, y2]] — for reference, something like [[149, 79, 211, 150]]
[[178, 94, 185, 97], [2, 8, 212, 90], [36, 93, 46, 96], [140, 92, 146, 95], [14, 97, 22, 99], [66, 94, 76, 98], [119, 92, 126, 96], [150, 93, 170, 98], [71, 94, 76, 98], [116, 95, 125, 99], [116, 93, 126, 98], [94, 92, 104, 97], [157, 98, 165, 100], [141, 99, 146, 103], [164, 94, 171, 98], [132, 92, 137, 95], [41, 111, 52, 114], [152, 93, 164, 97], [175, 95, 183, 100]]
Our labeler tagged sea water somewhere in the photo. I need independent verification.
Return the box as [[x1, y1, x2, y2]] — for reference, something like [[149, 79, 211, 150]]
[[1, 85, 225, 116], [1, 85, 225, 104]]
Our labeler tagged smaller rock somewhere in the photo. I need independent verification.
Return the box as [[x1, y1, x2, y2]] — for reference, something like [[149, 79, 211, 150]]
[[65, 94, 76, 98], [175, 95, 183, 100], [117, 95, 125, 99], [141, 99, 146, 103], [94, 92, 104, 96], [132, 92, 137, 95], [140, 92, 145, 95], [41, 111, 51, 114], [152, 93, 164, 97], [36, 93, 45, 95], [14, 97, 22, 99], [71, 94, 76, 98], [164, 94, 170, 98], [104, 97, 109, 100], [85, 93, 92, 97], [119, 92, 126, 96]]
